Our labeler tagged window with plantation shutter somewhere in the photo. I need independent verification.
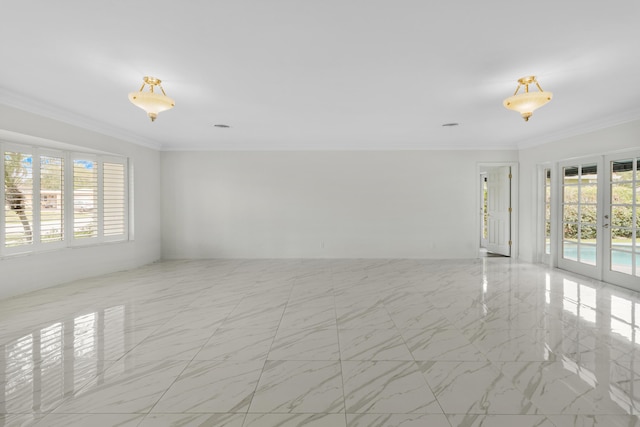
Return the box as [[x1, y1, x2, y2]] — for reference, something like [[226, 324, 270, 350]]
[[1, 141, 129, 256], [4, 151, 33, 248], [73, 159, 98, 239], [103, 162, 126, 238], [40, 155, 64, 243]]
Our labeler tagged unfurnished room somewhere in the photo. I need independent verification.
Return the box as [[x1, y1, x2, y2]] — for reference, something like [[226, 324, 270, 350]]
[[1, 1, 640, 426]]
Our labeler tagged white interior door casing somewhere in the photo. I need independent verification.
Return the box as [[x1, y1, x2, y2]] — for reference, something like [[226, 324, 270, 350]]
[[486, 166, 511, 256], [480, 172, 488, 249]]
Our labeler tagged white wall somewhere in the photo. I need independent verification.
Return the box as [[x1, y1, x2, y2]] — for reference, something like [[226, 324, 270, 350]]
[[4, 104, 633, 299], [161, 150, 517, 259], [0, 105, 162, 300], [518, 119, 640, 263]]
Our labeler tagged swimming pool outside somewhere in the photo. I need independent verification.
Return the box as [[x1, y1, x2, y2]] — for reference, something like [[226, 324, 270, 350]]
[[562, 243, 636, 275]]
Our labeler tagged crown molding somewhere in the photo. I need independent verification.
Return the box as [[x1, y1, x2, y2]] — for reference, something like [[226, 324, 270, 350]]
[[0, 129, 122, 155], [516, 108, 640, 150], [0, 86, 163, 150], [159, 143, 519, 152]]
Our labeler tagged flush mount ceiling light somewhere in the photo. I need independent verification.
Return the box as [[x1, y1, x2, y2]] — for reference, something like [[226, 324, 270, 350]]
[[128, 76, 175, 122], [503, 76, 552, 122]]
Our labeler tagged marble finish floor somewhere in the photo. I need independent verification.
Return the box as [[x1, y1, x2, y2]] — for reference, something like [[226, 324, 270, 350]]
[[1, 258, 640, 426]]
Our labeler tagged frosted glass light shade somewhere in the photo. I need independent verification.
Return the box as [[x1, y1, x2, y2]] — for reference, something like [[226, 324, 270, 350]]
[[503, 75, 553, 122], [503, 91, 552, 121], [128, 76, 175, 122], [128, 91, 175, 122]]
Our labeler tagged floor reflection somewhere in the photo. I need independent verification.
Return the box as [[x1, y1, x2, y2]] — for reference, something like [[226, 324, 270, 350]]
[[546, 273, 640, 414], [0, 259, 640, 425], [0, 305, 125, 415]]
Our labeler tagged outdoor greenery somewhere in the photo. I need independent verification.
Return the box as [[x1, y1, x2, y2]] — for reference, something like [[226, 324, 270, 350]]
[[557, 183, 636, 240]]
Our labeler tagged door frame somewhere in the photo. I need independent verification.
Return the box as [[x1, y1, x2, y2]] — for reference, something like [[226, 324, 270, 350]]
[[480, 172, 488, 249], [540, 149, 640, 291], [477, 162, 519, 259], [536, 163, 554, 266]]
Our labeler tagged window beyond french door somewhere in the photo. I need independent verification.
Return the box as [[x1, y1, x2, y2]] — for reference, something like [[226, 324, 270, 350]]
[[556, 153, 640, 290]]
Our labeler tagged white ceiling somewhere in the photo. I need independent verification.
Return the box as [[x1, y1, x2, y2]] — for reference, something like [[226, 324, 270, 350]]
[[1, 1, 639, 151]]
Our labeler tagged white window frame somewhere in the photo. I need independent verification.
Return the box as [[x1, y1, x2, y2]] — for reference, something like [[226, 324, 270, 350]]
[[3, 142, 39, 255], [70, 153, 100, 246], [1, 141, 130, 257], [37, 147, 67, 251]]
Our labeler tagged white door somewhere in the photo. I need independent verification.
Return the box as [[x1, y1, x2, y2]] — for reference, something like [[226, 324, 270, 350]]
[[485, 166, 511, 256], [603, 153, 640, 289], [557, 158, 602, 279], [480, 173, 488, 248]]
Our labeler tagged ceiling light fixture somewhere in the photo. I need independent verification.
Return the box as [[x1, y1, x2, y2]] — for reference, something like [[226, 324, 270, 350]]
[[503, 76, 552, 122], [128, 76, 175, 122]]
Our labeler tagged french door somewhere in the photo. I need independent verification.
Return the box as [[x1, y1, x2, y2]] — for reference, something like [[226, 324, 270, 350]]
[[557, 153, 640, 290], [603, 153, 639, 288], [558, 157, 601, 278]]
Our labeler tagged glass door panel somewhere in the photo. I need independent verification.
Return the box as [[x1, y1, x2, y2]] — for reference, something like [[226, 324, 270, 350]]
[[562, 164, 597, 265], [555, 154, 639, 290], [558, 158, 602, 279], [604, 156, 640, 287]]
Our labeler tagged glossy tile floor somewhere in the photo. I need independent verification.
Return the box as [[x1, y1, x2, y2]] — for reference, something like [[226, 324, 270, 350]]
[[1, 258, 640, 426]]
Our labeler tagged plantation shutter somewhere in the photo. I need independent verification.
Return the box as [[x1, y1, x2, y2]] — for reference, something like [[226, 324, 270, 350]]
[[73, 159, 98, 239], [4, 151, 34, 248], [1, 142, 129, 256], [103, 162, 126, 238], [40, 155, 64, 243]]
